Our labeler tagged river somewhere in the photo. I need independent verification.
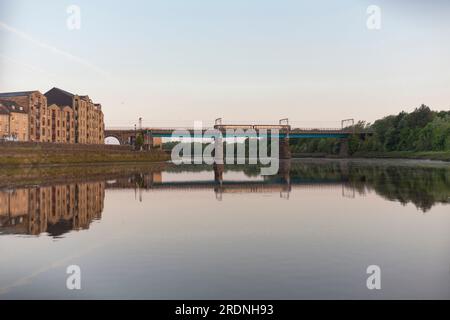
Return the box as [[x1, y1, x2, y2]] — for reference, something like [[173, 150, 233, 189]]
[[0, 159, 449, 299]]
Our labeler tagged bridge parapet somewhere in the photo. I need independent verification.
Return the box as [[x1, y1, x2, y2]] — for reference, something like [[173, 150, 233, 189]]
[[104, 121, 373, 147], [214, 124, 291, 131], [291, 128, 352, 133]]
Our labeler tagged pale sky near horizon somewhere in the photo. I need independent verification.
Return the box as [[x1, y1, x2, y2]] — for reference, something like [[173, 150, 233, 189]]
[[0, 0, 449, 128]]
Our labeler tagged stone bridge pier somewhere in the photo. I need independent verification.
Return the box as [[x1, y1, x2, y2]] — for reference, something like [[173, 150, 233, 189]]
[[213, 136, 224, 185], [104, 130, 162, 149], [104, 130, 136, 145], [213, 163, 224, 184], [279, 137, 291, 159], [339, 138, 349, 157], [278, 159, 291, 184]]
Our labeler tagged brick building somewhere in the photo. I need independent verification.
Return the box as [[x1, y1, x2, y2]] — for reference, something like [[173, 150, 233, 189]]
[[45, 88, 105, 144], [0, 91, 50, 142], [48, 104, 75, 143], [0, 100, 29, 141], [0, 88, 104, 144]]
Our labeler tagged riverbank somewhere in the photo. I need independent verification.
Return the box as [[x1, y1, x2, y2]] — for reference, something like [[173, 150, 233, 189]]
[[0, 141, 170, 166], [351, 151, 450, 162], [0, 162, 171, 188], [292, 151, 450, 162]]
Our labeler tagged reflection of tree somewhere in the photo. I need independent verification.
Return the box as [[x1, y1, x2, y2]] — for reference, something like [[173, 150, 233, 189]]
[[242, 165, 260, 177], [355, 166, 449, 212], [289, 161, 450, 212], [166, 163, 263, 175], [165, 160, 450, 212]]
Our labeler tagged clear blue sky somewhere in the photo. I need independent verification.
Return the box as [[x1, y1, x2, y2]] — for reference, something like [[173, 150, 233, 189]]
[[0, 0, 449, 127]]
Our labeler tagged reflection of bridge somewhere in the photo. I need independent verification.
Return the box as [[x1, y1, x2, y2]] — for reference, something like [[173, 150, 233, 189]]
[[105, 162, 355, 200], [106, 178, 350, 198], [105, 118, 371, 158]]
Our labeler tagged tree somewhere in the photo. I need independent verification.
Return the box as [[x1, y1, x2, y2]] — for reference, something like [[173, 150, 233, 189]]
[[135, 133, 144, 150]]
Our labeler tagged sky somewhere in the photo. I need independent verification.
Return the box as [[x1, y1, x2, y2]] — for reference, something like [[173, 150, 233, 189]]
[[0, 0, 449, 128]]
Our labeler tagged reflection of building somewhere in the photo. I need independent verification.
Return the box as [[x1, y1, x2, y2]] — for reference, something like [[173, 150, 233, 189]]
[[0, 182, 105, 236]]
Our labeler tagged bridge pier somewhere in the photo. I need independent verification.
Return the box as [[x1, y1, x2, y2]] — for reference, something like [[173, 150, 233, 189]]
[[278, 159, 291, 185], [213, 163, 224, 184], [213, 135, 224, 184], [339, 138, 349, 157], [339, 161, 350, 179], [214, 136, 224, 165], [279, 137, 291, 159]]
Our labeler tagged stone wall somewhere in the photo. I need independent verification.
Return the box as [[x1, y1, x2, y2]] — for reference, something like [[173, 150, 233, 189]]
[[0, 141, 132, 151]]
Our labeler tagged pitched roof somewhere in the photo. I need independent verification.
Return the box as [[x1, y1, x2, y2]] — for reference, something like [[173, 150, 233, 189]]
[[45, 87, 76, 107], [0, 104, 9, 115], [0, 91, 37, 98], [0, 99, 27, 114], [45, 87, 75, 97], [79, 95, 92, 102]]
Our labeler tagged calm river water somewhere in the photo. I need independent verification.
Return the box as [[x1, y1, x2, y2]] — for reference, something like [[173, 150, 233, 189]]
[[0, 159, 449, 299]]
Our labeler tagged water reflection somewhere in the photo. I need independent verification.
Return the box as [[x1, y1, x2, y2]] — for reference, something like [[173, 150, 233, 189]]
[[1, 159, 449, 237], [119, 159, 449, 211], [0, 183, 104, 237]]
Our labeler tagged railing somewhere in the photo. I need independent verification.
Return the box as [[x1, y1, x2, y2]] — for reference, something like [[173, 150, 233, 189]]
[[291, 127, 350, 132], [105, 126, 215, 131], [107, 127, 350, 132], [105, 126, 372, 134]]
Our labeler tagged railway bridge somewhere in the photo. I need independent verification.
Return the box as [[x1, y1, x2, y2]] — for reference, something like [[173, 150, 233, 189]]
[[105, 118, 371, 158]]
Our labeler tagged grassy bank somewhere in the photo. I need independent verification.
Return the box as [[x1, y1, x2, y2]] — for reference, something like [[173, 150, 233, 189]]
[[0, 144, 170, 166], [0, 162, 171, 188], [292, 151, 450, 162], [0, 150, 170, 166], [351, 151, 450, 162]]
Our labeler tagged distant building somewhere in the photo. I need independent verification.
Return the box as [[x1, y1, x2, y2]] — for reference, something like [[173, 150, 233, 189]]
[[0, 104, 9, 139], [0, 100, 29, 141], [0, 88, 105, 144], [93, 103, 105, 143], [0, 91, 50, 142], [45, 87, 105, 144], [48, 104, 75, 143]]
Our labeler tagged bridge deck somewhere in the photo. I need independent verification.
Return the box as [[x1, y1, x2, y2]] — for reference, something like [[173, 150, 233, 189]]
[[105, 126, 365, 139]]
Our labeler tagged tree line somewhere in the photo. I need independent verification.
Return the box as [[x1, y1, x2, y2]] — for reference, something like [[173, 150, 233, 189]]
[[290, 105, 450, 154]]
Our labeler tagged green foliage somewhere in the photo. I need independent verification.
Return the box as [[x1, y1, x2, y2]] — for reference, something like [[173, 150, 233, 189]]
[[366, 105, 450, 152], [290, 137, 341, 154], [291, 105, 450, 155], [135, 134, 144, 148]]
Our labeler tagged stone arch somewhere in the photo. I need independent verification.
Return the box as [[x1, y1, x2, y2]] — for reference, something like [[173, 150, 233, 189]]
[[104, 134, 123, 145]]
